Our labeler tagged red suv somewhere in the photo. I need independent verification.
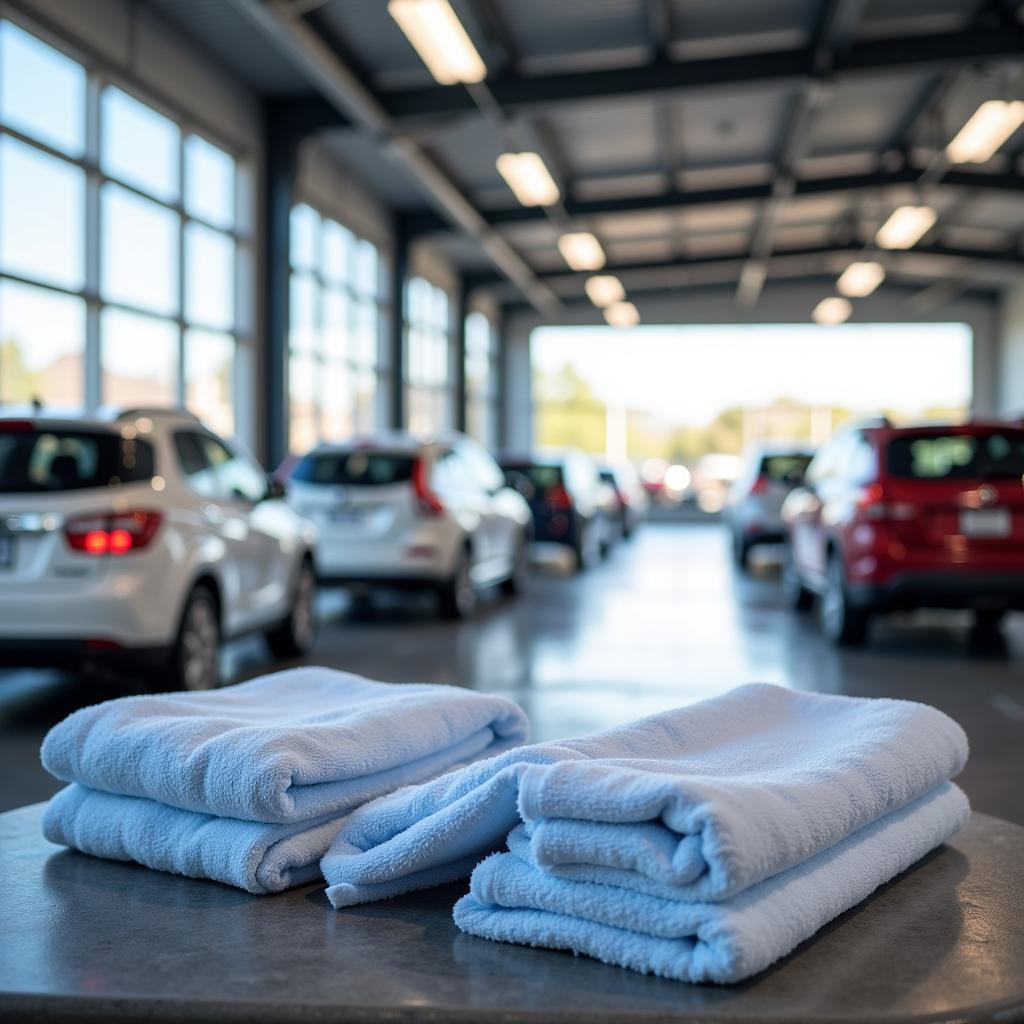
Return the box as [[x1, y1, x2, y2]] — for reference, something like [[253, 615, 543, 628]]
[[781, 420, 1024, 646]]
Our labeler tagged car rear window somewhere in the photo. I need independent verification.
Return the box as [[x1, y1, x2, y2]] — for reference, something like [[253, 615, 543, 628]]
[[502, 464, 562, 491], [760, 454, 813, 482], [886, 431, 1024, 480], [0, 426, 154, 493], [291, 451, 415, 487]]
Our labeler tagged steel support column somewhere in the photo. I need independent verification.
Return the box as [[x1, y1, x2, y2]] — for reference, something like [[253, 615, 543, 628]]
[[388, 218, 412, 430], [453, 278, 468, 433]]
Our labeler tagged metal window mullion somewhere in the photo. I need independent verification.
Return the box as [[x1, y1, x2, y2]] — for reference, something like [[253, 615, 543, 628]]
[[176, 127, 186, 408], [84, 72, 101, 411]]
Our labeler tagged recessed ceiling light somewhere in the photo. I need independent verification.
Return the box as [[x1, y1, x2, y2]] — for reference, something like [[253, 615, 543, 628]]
[[387, 0, 486, 85], [875, 206, 936, 250], [946, 100, 1024, 163], [604, 301, 640, 327], [836, 261, 885, 298], [584, 275, 625, 307], [558, 232, 605, 271], [495, 152, 560, 207], [812, 296, 852, 326]]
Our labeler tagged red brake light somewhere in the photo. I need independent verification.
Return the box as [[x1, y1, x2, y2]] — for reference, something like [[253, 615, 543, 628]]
[[1, 420, 34, 432], [749, 476, 769, 496], [856, 484, 916, 522], [545, 483, 573, 510], [65, 510, 163, 555], [411, 458, 445, 517]]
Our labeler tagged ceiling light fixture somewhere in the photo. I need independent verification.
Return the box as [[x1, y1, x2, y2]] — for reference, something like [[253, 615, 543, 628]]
[[604, 301, 640, 328], [495, 151, 560, 207], [387, 0, 487, 85], [946, 100, 1024, 163], [875, 206, 936, 250], [558, 232, 605, 271], [812, 296, 852, 326], [836, 261, 885, 298], [584, 275, 625, 307]]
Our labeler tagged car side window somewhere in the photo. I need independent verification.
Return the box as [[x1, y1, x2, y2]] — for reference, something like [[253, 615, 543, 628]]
[[197, 436, 267, 503], [846, 433, 877, 484], [172, 432, 218, 498]]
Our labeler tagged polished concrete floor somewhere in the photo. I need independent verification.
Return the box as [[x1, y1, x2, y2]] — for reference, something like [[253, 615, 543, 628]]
[[2, 523, 1022, 823]]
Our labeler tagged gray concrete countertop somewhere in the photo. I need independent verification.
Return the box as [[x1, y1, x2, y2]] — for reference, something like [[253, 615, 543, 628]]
[[2, 803, 1023, 1024]]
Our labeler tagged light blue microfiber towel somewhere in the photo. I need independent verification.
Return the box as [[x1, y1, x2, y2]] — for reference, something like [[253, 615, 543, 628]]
[[42, 784, 341, 894], [453, 782, 970, 984], [41, 667, 529, 823], [322, 684, 967, 908]]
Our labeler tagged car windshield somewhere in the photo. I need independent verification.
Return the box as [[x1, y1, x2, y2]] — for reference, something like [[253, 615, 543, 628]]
[[291, 451, 415, 486], [0, 426, 154, 493], [886, 431, 1024, 480], [760, 454, 813, 483]]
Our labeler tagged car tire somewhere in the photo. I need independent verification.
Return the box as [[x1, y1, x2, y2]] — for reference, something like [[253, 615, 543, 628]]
[[781, 540, 813, 611], [164, 585, 221, 691], [819, 553, 868, 647], [500, 533, 529, 597], [439, 546, 477, 619], [266, 558, 318, 659], [732, 531, 750, 570]]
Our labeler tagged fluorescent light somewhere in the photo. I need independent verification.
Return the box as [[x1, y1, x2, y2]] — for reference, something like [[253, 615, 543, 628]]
[[558, 232, 605, 271], [836, 261, 885, 298], [584, 275, 625, 307], [946, 100, 1024, 163], [875, 205, 936, 249], [496, 152, 560, 207], [812, 296, 852, 326], [388, 0, 486, 85], [604, 301, 639, 328]]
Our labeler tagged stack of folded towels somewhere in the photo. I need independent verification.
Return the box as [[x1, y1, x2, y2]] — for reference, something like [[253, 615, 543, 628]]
[[40, 667, 529, 894], [321, 684, 969, 983]]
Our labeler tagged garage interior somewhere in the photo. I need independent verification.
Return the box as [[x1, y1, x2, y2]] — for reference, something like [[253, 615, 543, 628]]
[[2, 0, 1024, 1016]]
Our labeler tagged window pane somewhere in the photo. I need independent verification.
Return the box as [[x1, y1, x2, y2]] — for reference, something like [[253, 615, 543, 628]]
[[290, 204, 318, 270], [0, 279, 85, 410], [185, 134, 234, 229], [323, 288, 348, 362], [101, 86, 179, 201], [355, 300, 377, 367], [101, 308, 178, 407], [185, 329, 234, 437], [0, 137, 84, 289], [101, 183, 179, 315], [323, 220, 352, 284], [355, 239, 377, 296], [0, 22, 85, 155], [185, 223, 234, 329], [289, 273, 318, 353], [321, 360, 352, 442], [289, 352, 318, 454]]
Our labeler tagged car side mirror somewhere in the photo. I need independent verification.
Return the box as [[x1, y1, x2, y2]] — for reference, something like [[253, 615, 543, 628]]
[[265, 477, 287, 501]]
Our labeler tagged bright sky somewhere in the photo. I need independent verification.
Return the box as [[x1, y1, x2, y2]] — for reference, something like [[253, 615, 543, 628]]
[[532, 323, 973, 424]]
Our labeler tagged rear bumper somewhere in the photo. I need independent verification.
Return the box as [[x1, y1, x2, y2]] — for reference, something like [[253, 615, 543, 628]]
[[848, 573, 1024, 611], [0, 637, 171, 669]]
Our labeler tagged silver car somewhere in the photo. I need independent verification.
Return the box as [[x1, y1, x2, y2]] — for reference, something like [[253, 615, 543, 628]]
[[725, 443, 815, 569]]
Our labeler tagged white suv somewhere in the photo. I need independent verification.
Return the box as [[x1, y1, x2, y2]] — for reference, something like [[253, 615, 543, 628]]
[[0, 409, 318, 689], [284, 432, 532, 618]]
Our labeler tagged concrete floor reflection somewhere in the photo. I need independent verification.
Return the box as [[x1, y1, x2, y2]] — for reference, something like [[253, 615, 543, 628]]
[[2, 523, 1022, 823]]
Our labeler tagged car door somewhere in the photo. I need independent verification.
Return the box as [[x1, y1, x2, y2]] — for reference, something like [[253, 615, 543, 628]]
[[457, 439, 517, 579]]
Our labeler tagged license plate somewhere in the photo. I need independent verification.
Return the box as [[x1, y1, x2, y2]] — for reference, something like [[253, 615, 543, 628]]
[[0, 536, 14, 568], [960, 508, 1011, 538], [328, 508, 364, 524]]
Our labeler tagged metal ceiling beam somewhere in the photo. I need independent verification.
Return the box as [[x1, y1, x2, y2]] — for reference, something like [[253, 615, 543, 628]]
[[227, 0, 560, 316], [377, 26, 1024, 121], [401, 167, 1023, 236]]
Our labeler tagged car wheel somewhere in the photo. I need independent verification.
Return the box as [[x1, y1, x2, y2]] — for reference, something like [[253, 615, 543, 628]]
[[500, 533, 529, 597], [732, 531, 750, 570], [439, 547, 477, 619], [819, 553, 868, 647], [781, 540, 813, 611], [165, 586, 220, 691], [266, 558, 318, 659]]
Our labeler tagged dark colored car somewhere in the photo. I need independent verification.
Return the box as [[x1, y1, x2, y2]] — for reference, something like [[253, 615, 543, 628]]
[[781, 420, 1024, 646], [597, 462, 648, 540], [498, 451, 611, 570]]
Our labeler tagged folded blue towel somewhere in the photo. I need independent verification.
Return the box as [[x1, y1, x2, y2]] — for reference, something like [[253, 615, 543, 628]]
[[454, 782, 969, 983], [42, 784, 340, 894], [322, 684, 967, 907], [41, 667, 529, 823]]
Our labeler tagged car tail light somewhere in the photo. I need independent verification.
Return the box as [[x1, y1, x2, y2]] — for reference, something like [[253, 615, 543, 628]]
[[64, 510, 163, 554], [0, 420, 34, 432], [749, 476, 769, 496], [856, 483, 917, 522], [411, 458, 445, 517], [545, 483, 573, 511]]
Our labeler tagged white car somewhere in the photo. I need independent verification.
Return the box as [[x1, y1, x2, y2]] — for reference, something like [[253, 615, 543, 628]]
[[724, 442, 815, 569], [0, 408, 318, 690], [285, 432, 532, 618]]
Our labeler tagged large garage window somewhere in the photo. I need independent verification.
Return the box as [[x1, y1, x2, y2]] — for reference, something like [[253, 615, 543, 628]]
[[405, 277, 452, 435], [465, 311, 498, 447], [286, 203, 385, 455], [0, 16, 251, 438]]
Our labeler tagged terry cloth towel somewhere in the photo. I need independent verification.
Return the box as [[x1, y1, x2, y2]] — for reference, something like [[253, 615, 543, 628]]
[[321, 683, 967, 908], [453, 782, 970, 984], [41, 667, 529, 823]]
